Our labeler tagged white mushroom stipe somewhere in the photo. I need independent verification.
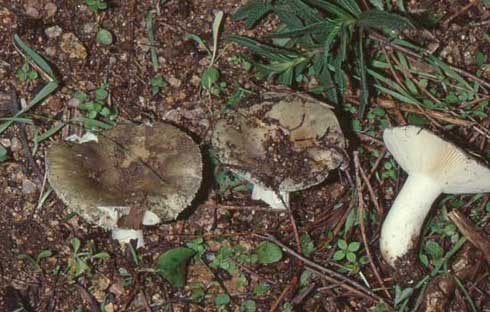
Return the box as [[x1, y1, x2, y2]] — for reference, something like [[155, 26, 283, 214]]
[[380, 174, 441, 266], [380, 126, 490, 267], [112, 228, 145, 248], [142, 210, 161, 225], [251, 185, 289, 209]]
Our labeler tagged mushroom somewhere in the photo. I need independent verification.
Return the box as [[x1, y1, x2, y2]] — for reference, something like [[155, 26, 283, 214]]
[[212, 93, 345, 209], [380, 125, 490, 269], [46, 122, 202, 247]]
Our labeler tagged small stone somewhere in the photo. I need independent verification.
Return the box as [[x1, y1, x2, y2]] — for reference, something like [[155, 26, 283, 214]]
[[10, 137, 21, 152], [44, 46, 57, 58], [45, 25, 62, 39], [60, 33, 87, 60], [0, 138, 11, 147], [103, 303, 114, 312], [167, 76, 182, 88], [68, 97, 81, 108], [45, 2, 57, 18], [22, 179, 37, 195], [190, 74, 201, 87], [82, 22, 97, 35], [25, 6, 40, 19]]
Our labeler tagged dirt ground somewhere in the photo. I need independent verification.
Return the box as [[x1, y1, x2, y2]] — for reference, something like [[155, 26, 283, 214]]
[[1, 0, 490, 311]]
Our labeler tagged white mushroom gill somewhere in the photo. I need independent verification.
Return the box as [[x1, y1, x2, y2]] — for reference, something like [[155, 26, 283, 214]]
[[380, 126, 490, 267], [251, 185, 289, 209]]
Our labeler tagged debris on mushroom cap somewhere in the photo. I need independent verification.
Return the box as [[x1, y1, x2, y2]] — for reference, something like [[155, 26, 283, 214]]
[[211, 93, 345, 206], [383, 125, 490, 193], [46, 122, 203, 231], [380, 125, 490, 271]]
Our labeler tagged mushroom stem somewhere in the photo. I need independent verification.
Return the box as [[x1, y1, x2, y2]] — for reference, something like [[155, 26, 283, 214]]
[[380, 174, 442, 266], [251, 185, 289, 209], [112, 228, 145, 248]]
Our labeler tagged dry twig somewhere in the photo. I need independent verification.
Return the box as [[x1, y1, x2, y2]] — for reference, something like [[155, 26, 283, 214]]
[[448, 210, 490, 264], [256, 233, 388, 304], [354, 152, 391, 299]]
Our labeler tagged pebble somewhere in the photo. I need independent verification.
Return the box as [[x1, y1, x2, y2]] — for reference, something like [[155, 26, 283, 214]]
[[24, 6, 40, 19], [60, 33, 87, 60], [82, 22, 96, 35], [0, 138, 11, 148], [22, 179, 37, 195], [44, 46, 57, 58], [10, 137, 21, 152], [67, 97, 81, 108], [45, 2, 57, 18], [167, 75, 182, 87], [45, 25, 62, 39]]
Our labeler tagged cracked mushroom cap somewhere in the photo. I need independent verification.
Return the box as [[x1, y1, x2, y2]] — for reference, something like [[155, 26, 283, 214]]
[[46, 122, 202, 229], [384, 125, 490, 193], [212, 93, 345, 192]]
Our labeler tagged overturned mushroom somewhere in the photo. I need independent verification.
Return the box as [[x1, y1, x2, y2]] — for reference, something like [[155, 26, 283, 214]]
[[212, 93, 345, 209], [380, 126, 490, 272], [46, 122, 202, 247]]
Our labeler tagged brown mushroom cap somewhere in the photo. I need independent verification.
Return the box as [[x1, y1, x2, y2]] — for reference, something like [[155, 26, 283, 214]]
[[46, 122, 202, 229], [212, 93, 345, 193]]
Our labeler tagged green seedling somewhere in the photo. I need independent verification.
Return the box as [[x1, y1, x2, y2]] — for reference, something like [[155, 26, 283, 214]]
[[232, 0, 413, 114], [86, 0, 108, 12], [16, 63, 38, 82], [332, 239, 368, 274], [96, 29, 113, 45], [74, 83, 117, 129], [17, 249, 53, 273], [186, 11, 226, 96], [150, 75, 167, 95], [66, 238, 110, 280]]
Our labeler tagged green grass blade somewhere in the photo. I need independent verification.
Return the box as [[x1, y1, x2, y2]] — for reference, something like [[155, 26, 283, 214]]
[[233, 0, 273, 28], [338, 0, 361, 17], [35, 122, 65, 143], [266, 21, 334, 39], [358, 29, 368, 118], [145, 10, 160, 71], [14, 34, 57, 80], [211, 11, 224, 66], [227, 35, 299, 62], [30, 81, 59, 106], [358, 10, 414, 31], [306, 0, 354, 20]]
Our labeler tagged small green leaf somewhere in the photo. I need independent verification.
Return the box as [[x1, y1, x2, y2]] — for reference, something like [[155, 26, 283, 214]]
[[96, 29, 113, 45], [347, 242, 361, 252], [37, 250, 53, 260], [92, 252, 111, 260], [241, 299, 257, 312], [337, 239, 348, 250], [346, 252, 357, 263], [201, 67, 220, 90], [190, 282, 206, 301], [476, 51, 486, 66], [256, 241, 282, 264], [333, 250, 345, 261], [28, 70, 38, 81], [156, 247, 196, 287], [0, 146, 7, 162], [300, 234, 316, 257], [95, 88, 109, 101], [72, 238, 81, 254], [419, 254, 429, 267], [253, 283, 270, 296], [425, 240, 443, 259], [214, 293, 230, 306]]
